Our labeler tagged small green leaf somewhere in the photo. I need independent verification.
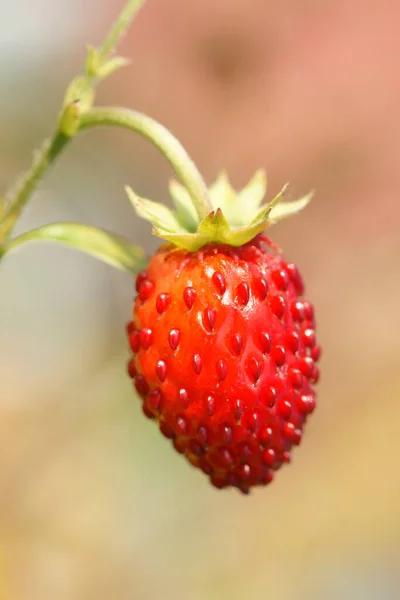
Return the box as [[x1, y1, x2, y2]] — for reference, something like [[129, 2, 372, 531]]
[[169, 179, 199, 231], [265, 183, 289, 211], [207, 171, 268, 229], [209, 171, 236, 214], [96, 56, 131, 80], [269, 191, 313, 223], [238, 169, 267, 213], [251, 184, 289, 224], [198, 207, 230, 238], [126, 186, 184, 232], [220, 220, 270, 246], [153, 228, 209, 252], [198, 208, 268, 247], [5, 222, 146, 275], [249, 206, 269, 226]]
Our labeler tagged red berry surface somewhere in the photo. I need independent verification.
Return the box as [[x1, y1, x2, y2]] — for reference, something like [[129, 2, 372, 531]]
[[126, 235, 320, 493]]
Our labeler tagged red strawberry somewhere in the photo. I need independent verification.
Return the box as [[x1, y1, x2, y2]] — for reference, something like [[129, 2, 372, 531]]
[[126, 171, 319, 493]]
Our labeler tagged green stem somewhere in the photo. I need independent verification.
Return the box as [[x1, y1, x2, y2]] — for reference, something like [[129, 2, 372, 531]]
[[99, 0, 147, 59], [79, 108, 213, 220], [0, 0, 146, 244], [0, 132, 70, 239]]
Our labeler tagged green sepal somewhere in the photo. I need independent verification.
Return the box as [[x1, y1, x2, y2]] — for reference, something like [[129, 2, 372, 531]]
[[269, 191, 314, 224], [125, 169, 313, 252], [250, 184, 289, 224], [237, 169, 267, 213], [208, 170, 267, 228], [208, 172, 237, 219], [153, 228, 210, 252], [4, 222, 146, 275], [198, 208, 268, 247], [154, 208, 269, 252], [168, 180, 199, 231], [126, 186, 185, 232]]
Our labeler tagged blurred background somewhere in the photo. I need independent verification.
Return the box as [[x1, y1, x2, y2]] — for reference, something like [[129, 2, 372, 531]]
[[1, 0, 400, 598]]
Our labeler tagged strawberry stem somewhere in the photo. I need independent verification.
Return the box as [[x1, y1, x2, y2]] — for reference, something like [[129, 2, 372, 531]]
[[79, 107, 213, 220], [0, 0, 147, 244]]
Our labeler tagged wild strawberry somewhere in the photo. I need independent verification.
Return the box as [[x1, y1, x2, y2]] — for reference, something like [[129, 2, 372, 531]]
[[126, 171, 319, 493]]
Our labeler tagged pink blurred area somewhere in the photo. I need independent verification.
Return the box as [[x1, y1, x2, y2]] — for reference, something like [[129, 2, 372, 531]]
[[1, 0, 400, 599]]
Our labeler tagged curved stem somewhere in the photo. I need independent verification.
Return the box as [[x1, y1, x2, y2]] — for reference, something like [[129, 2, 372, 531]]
[[0, 0, 147, 244], [79, 107, 212, 220]]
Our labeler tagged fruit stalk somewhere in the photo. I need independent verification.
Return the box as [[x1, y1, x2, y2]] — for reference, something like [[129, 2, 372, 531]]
[[0, 0, 147, 244], [79, 108, 213, 220]]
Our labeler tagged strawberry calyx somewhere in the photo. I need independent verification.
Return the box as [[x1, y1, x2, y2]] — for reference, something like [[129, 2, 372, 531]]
[[126, 170, 312, 252]]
